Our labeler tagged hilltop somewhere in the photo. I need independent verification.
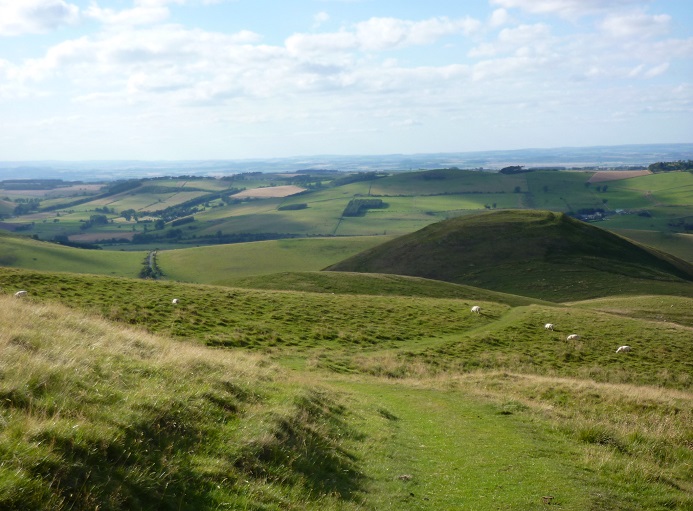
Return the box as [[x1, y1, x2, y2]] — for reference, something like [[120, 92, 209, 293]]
[[325, 210, 693, 302]]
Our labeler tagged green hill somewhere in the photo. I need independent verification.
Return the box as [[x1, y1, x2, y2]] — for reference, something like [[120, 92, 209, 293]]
[[228, 270, 553, 306], [1, 268, 692, 510], [0, 230, 146, 277], [325, 210, 693, 301]]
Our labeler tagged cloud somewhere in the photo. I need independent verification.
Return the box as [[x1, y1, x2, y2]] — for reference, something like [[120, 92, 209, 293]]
[[313, 11, 330, 28], [490, 0, 643, 19], [0, 0, 80, 36], [599, 11, 671, 39], [489, 8, 510, 28], [469, 23, 553, 58], [286, 16, 481, 55], [643, 62, 669, 78], [84, 4, 171, 26]]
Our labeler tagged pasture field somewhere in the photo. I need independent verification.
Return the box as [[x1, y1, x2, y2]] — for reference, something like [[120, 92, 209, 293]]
[[0, 232, 145, 277], [0, 269, 691, 510], [0, 170, 690, 272], [609, 229, 693, 263], [365, 169, 528, 195], [600, 205, 692, 231], [157, 237, 392, 284], [525, 171, 602, 211]]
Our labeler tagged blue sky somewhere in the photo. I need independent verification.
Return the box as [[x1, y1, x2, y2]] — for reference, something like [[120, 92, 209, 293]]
[[0, 0, 691, 160]]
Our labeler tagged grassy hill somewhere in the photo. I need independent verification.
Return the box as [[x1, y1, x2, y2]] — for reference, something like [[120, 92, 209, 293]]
[[0, 230, 146, 278], [227, 271, 553, 306], [156, 237, 393, 284], [1, 269, 692, 509], [325, 210, 693, 302]]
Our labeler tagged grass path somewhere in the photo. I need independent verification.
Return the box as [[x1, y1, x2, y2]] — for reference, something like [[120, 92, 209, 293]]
[[335, 380, 592, 510]]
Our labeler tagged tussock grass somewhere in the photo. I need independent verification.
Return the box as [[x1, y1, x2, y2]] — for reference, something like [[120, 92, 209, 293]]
[[0, 296, 369, 510]]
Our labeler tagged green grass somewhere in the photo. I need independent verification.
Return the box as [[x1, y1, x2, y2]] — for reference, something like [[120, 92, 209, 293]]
[[229, 271, 552, 306], [1, 278, 691, 510], [607, 230, 693, 263], [0, 231, 145, 277], [157, 237, 393, 284], [326, 210, 693, 302]]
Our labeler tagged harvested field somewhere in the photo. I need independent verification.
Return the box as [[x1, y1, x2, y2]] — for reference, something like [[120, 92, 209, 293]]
[[231, 185, 306, 198], [588, 170, 650, 183]]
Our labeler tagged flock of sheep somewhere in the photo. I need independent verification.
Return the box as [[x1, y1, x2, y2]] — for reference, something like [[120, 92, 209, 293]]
[[9, 291, 634, 355], [470, 305, 632, 354]]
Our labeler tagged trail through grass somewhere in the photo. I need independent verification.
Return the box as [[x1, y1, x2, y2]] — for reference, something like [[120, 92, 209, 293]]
[[336, 380, 590, 510]]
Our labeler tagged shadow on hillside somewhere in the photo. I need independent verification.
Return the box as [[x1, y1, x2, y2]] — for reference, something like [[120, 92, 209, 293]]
[[234, 389, 366, 502]]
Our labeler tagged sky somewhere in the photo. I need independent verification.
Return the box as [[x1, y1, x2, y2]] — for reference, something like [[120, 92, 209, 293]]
[[0, 0, 691, 161]]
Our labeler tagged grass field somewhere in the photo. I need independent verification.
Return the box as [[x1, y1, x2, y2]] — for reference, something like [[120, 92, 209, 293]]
[[0, 269, 691, 510], [609, 229, 693, 263], [0, 231, 146, 277], [157, 237, 393, 283]]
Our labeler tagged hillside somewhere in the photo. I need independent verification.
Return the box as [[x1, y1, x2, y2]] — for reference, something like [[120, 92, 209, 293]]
[[227, 271, 553, 306], [0, 230, 146, 277], [1, 269, 692, 509], [325, 210, 693, 301]]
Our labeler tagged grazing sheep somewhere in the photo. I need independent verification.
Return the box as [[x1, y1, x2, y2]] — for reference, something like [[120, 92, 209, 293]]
[[544, 323, 554, 331], [14, 290, 28, 298], [566, 334, 580, 341], [471, 305, 481, 314], [616, 345, 631, 353], [172, 298, 179, 304]]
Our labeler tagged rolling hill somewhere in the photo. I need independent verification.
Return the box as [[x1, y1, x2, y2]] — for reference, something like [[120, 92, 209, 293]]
[[325, 210, 693, 301], [1, 263, 692, 510]]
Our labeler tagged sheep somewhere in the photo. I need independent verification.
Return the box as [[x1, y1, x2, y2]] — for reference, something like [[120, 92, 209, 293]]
[[471, 305, 481, 314], [566, 334, 580, 341], [544, 323, 554, 331], [172, 298, 179, 304], [616, 345, 631, 353], [14, 290, 28, 298]]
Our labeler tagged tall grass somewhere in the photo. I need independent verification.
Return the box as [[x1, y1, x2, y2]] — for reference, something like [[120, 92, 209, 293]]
[[0, 296, 369, 510]]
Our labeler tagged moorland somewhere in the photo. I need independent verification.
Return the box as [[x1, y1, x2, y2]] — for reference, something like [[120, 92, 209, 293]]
[[0, 164, 692, 510]]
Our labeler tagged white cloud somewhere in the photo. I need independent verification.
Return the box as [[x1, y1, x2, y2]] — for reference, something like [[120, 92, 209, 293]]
[[489, 8, 510, 28], [0, 0, 80, 36], [600, 11, 671, 39], [469, 23, 553, 58], [490, 0, 649, 19], [643, 62, 669, 78], [286, 16, 481, 56], [85, 4, 171, 26], [313, 11, 330, 28]]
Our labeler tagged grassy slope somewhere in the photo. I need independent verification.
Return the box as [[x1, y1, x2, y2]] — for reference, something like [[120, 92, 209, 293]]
[[0, 295, 369, 510], [326, 210, 693, 302], [608, 229, 693, 263], [1, 270, 691, 509], [229, 271, 552, 306], [0, 231, 146, 278], [157, 237, 393, 284]]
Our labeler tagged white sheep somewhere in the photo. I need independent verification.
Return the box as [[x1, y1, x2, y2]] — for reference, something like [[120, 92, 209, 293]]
[[172, 298, 179, 304], [471, 305, 481, 314], [566, 334, 580, 341], [616, 345, 631, 353], [14, 290, 28, 298], [544, 323, 554, 331]]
